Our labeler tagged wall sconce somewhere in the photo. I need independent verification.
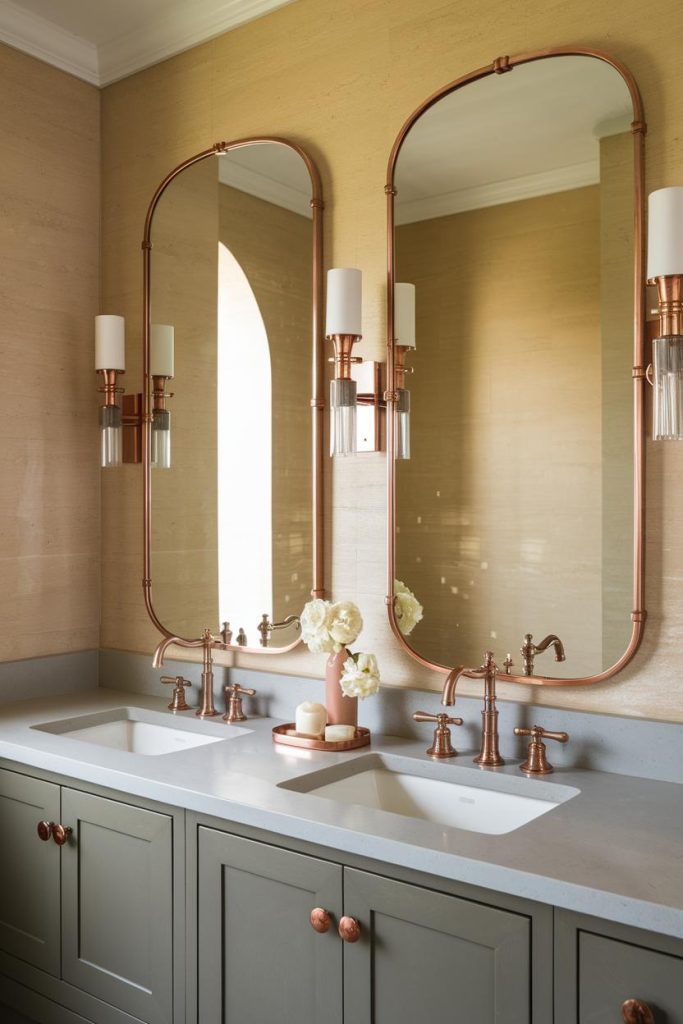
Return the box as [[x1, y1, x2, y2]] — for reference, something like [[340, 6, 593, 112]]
[[394, 282, 416, 460], [150, 324, 175, 469], [648, 187, 683, 440], [95, 315, 125, 468], [326, 268, 362, 456]]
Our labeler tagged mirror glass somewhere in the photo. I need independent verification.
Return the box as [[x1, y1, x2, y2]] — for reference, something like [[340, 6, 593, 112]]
[[148, 142, 316, 647], [393, 55, 637, 678]]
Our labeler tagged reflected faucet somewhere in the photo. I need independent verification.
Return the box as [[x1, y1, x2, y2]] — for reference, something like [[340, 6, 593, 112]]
[[257, 613, 301, 647], [441, 650, 504, 767], [521, 633, 566, 677], [152, 628, 221, 718]]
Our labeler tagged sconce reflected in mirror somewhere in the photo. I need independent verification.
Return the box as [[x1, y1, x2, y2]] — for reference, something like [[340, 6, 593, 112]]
[[95, 314, 125, 468], [150, 323, 174, 470], [394, 282, 416, 460], [648, 187, 683, 440]]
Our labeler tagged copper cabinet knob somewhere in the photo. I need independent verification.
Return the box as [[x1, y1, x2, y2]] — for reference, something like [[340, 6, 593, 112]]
[[52, 824, 72, 846], [37, 821, 54, 842], [338, 916, 361, 943], [622, 999, 655, 1024], [310, 908, 332, 933]]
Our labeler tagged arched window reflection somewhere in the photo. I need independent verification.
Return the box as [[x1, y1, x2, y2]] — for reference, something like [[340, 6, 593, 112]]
[[217, 242, 272, 631]]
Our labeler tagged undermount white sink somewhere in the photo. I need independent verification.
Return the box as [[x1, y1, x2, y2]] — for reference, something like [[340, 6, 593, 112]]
[[281, 754, 579, 835], [32, 706, 250, 755]]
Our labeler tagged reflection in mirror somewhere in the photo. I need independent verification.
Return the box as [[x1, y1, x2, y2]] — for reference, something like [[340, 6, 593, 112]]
[[392, 55, 641, 679], [148, 142, 317, 647]]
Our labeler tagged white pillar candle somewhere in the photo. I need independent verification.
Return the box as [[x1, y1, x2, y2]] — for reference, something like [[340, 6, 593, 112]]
[[95, 315, 125, 371], [326, 268, 362, 336], [395, 283, 416, 348], [647, 187, 683, 279], [151, 324, 175, 377], [325, 724, 356, 742], [295, 701, 327, 738]]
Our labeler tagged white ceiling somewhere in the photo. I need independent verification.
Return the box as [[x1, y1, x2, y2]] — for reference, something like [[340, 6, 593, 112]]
[[0, 0, 295, 85], [395, 56, 634, 223]]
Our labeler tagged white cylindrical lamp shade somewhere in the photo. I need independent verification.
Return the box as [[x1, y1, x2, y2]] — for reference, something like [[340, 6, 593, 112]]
[[648, 187, 683, 279], [95, 315, 125, 371], [151, 324, 175, 377], [395, 282, 416, 348], [326, 268, 362, 336]]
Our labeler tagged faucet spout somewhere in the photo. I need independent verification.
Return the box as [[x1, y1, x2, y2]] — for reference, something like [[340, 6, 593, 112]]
[[534, 634, 566, 661], [521, 632, 566, 676], [152, 634, 184, 669]]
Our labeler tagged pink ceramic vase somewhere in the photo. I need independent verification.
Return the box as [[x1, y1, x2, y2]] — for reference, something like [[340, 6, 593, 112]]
[[325, 647, 357, 727]]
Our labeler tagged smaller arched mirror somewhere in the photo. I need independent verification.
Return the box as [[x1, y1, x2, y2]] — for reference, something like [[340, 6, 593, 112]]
[[386, 49, 646, 686], [143, 139, 324, 651]]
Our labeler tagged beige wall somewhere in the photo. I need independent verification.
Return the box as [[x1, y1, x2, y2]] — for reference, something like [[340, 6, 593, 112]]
[[0, 44, 100, 662], [99, 0, 683, 722], [395, 187, 610, 678]]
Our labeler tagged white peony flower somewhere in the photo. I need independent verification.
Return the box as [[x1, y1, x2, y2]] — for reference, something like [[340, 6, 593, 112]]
[[394, 580, 423, 636], [326, 601, 363, 652], [301, 599, 335, 653], [340, 652, 381, 699]]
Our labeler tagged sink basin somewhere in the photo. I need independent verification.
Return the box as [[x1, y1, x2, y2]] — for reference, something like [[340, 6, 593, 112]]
[[280, 754, 579, 835], [32, 706, 250, 756]]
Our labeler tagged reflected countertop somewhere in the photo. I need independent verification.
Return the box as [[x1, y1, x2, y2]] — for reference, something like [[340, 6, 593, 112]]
[[0, 688, 681, 939]]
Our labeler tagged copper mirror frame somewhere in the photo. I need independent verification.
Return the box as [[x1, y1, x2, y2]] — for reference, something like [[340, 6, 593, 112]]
[[141, 137, 325, 655], [385, 47, 647, 686]]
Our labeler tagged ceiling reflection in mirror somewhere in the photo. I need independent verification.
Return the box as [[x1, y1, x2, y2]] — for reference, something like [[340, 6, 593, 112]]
[[148, 142, 316, 647], [392, 56, 638, 679]]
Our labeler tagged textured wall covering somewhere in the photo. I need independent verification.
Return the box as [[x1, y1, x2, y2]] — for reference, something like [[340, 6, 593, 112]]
[[0, 44, 100, 662], [100, 0, 683, 722]]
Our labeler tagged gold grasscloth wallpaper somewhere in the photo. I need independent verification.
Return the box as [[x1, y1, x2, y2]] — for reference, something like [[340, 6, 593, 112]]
[[98, 0, 683, 721], [0, 44, 100, 662]]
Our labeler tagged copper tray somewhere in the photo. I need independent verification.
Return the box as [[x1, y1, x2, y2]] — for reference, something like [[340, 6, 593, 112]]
[[272, 724, 371, 752]]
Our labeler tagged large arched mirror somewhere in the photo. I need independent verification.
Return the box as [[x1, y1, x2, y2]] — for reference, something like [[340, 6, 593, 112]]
[[142, 138, 324, 653], [386, 49, 646, 685]]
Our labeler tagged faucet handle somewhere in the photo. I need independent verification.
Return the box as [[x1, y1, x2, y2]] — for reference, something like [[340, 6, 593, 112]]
[[514, 725, 569, 775], [223, 682, 256, 723], [160, 675, 192, 712], [413, 711, 463, 759]]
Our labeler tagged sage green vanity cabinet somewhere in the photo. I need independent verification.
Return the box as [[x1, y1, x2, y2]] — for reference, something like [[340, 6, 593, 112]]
[[0, 766, 175, 1024], [0, 769, 61, 976], [197, 827, 534, 1024], [197, 828, 344, 1024], [555, 910, 683, 1023], [61, 788, 173, 1024]]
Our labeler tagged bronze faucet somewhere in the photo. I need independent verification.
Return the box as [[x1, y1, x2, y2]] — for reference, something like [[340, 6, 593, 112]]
[[257, 613, 301, 647], [521, 633, 566, 676], [153, 628, 224, 718], [442, 650, 504, 767]]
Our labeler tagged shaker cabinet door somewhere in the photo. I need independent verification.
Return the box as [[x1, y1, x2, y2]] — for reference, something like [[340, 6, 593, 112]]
[[0, 768, 61, 976], [343, 867, 531, 1024], [197, 828, 343, 1024], [60, 788, 173, 1024]]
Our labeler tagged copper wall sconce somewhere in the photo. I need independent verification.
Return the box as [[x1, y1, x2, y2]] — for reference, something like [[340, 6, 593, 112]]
[[95, 314, 125, 468], [325, 270, 415, 456], [646, 187, 683, 440]]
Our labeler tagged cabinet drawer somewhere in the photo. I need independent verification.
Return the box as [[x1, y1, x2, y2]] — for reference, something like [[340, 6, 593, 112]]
[[578, 931, 683, 1023]]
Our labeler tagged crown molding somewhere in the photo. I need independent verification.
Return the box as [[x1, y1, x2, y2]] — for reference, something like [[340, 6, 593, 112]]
[[396, 160, 599, 225], [219, 158, 312, 218], [0, 0, 98, 84], [98, 0, 294, 85], [0, 0, 293, 87]]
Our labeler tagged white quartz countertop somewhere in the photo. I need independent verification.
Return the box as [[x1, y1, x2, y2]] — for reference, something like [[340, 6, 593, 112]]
[[0, 689, 681, 939]]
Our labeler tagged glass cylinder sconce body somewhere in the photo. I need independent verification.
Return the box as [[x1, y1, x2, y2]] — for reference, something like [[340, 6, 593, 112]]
[[330, 378, 357, 456], [151, 408, 172, 467], [100, 401, 122, 467], [95, 315, 125, 469], [396, 387, 411, 460], [653, 335, 683, 439]]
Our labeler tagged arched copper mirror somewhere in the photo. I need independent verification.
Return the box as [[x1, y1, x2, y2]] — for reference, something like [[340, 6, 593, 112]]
[[386, 48, 646, 686], [142, 138, 324, 656]]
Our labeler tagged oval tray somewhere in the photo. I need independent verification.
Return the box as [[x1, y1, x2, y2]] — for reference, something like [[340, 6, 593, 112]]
[[272, 723, 371, 752]]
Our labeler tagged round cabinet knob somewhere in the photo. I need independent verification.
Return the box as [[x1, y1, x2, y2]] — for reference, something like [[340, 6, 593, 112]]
[[52, 824, 72, 846], [310, 908, 332, 933], [622, 999, 655, 1024], [338, 916, 361, 943], [37, 821, 53, 842]]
